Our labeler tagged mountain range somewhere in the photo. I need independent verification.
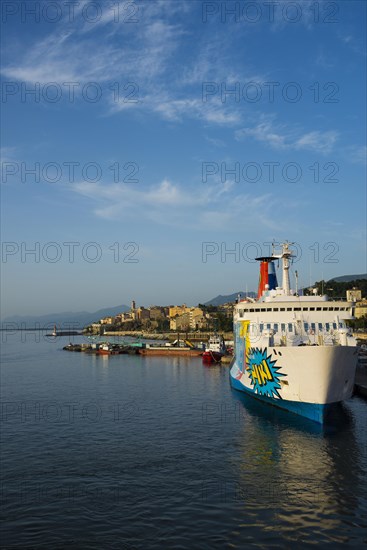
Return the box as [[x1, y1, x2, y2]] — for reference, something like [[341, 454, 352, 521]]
[[204, 291, 256, 306], [329, 274, 367, 283], [2, 305, 129, 329]]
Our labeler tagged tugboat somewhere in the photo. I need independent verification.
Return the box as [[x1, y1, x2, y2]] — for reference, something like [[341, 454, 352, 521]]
[[202, 334, 226, 364], [230, 241, 359, 423]]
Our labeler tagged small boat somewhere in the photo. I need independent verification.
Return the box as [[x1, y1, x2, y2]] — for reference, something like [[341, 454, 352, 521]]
[[202, 334, 226, 364], [97, 343, 128, 355]]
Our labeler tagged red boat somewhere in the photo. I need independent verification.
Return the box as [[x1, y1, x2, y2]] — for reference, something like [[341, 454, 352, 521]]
[[202, 334, 226, 364], [97, 343, 126, 355]]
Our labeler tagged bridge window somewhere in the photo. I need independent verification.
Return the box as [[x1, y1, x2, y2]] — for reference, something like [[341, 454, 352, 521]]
[[288, 323, 293, 332], [333, 323, 337, 329], [304, 323, 309, 331], [311, 323, 316, 331], [318, 323, 323, 331], [260, 324, 264, 331], [281, 323, 286, 331], [274, 323, 279, 331], [239, 310, 243, 317], [325, 323, 330, 331]]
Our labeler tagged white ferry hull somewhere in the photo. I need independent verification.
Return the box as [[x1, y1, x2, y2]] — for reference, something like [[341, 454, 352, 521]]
[[230, 346, 358, 423]]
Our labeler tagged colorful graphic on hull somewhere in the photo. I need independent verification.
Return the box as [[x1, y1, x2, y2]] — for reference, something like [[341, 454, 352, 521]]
[[246, 348, 286, 399]]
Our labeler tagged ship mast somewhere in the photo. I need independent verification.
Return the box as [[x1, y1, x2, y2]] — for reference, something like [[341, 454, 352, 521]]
[[272, 241, 295, 296], [280, 242, 294, 295]]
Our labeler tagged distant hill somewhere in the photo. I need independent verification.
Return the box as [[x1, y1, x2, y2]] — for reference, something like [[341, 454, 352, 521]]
[[2, 305, 130, 329], [329, 274, 367, 283], [204, 291, 256, 306]]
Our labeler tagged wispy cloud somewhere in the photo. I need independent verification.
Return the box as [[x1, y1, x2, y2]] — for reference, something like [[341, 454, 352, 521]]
[[205, 136, 226, 148], [235, 116, 339, 154], [1, 2, 245, 128], [71, 177, 288, 231], [346, 145, 367, 165], [1, 0, 347, 145]]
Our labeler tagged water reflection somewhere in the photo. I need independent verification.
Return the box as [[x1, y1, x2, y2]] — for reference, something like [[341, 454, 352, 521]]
[[229, 389, 364, 544]]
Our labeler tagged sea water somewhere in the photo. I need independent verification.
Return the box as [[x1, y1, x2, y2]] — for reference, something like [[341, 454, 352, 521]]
[[1, 333, 366, 548]]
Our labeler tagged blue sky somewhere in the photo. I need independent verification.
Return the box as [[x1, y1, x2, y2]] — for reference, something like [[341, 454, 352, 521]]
[[1, 0, 366, 317]]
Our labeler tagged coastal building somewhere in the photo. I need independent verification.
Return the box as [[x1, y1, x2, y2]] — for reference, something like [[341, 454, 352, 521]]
[[170, 312, 191, 331], [355, 301, 367, 319], [149, 307, 166, 320], [115, 312, 133, 323], [136, 307, 150, 321], [189, 308, 207, 330], [347, 289, 362, 302], [169, 305, 190, 318], [169, 307, 208, 330], [100, 317, 114, 325]]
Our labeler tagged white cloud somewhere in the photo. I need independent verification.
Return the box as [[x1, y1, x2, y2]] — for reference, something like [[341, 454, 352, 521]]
[[236, 116, 338, 154], [71, 176, 292, 232], [294, 131, 338, 154]]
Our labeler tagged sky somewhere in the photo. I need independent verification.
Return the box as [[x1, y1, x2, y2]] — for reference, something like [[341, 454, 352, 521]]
[[1, 0, 366, 318]]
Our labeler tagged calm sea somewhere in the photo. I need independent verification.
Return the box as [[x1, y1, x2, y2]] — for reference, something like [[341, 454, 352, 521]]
[[1, 332, 366, 549]]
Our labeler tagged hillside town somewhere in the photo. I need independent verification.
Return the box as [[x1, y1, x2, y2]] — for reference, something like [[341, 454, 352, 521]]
[[85, 283, 367, 335], [85, 300, 234, 334]]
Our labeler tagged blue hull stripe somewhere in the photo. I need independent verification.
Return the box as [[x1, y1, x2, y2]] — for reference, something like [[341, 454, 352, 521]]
[[230, 372, 330, 424]]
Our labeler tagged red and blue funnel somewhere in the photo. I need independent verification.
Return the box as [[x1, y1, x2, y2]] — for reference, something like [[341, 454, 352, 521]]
[[256, 257, 278, 299]]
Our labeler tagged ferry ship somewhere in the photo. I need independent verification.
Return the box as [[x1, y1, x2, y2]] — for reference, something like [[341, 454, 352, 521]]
[[230, 242, 359, 423]]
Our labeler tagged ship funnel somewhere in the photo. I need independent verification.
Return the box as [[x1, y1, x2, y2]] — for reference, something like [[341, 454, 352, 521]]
[[255, 257, 278, 299]]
